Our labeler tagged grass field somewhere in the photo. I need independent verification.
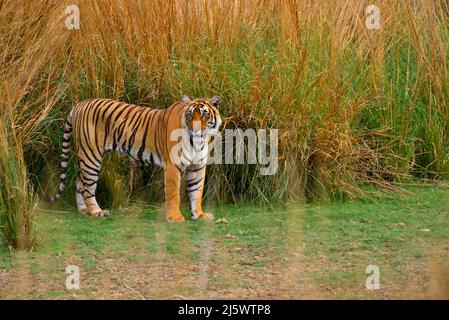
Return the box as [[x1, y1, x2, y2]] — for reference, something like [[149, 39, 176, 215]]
[[1, 185, 449, 299]]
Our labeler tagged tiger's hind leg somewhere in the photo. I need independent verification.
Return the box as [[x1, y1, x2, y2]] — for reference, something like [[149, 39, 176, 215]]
[[79, 158, 109, 217], [76, 178, 88, 214]]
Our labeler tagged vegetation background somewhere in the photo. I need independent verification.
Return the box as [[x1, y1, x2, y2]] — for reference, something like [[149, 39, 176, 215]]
[[1, 0, 449, 249]]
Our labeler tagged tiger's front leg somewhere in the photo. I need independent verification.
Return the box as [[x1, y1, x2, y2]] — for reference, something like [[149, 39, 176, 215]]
[[186, 164, 213, 220], [164, 163, 185, 222]]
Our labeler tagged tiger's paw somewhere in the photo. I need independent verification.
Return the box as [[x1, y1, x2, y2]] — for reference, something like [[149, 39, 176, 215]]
[[166, 214, 185, 223], [78, 208, 88, 215], [91, 209, 109, 217], [193, 212, 214, 221]]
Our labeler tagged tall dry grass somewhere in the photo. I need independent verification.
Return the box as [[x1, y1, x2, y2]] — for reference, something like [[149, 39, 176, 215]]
[[1, 0, 449, 247], [0, 0, 69, 249], [0, 113, 36, 250]]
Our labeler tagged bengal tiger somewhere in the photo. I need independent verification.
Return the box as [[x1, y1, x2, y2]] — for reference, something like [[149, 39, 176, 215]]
[[49, 95, 222, 222]]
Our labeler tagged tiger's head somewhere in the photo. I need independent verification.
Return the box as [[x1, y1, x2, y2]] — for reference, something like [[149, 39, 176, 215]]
[[182, 95, 222, 136]]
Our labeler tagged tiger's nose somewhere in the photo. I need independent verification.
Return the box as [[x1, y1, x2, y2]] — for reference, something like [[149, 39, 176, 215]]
[[192, 120, 202, 133]]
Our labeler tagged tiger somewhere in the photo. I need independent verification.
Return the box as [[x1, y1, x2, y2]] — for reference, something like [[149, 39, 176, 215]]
[[49, 95, 222, 222]]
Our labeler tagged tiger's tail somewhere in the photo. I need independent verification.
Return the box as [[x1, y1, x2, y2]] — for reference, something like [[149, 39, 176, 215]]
[[48, 111, 73, 202]]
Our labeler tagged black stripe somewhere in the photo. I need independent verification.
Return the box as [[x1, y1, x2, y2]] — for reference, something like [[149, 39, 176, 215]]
[[114, 106, 134, 150], [103, 102, 126, 148], [82, 188, 94, 196], [109, 105, 129, 150], [81, 169, 99, 178], [94, 99, 115, 155], [186, 177, 203, 189], [84, 180, 98, 187], [187, 185, 201, 193], [82, 99, 104, 163], [81, 174, 98, 185], [81, 176, 96, 183], [154, 111, 165, 157], [115, 112, 130, 142], [80, 102, 102, 165], [137, 109, 153, 165], [187, 165, 206, 172], [126, 108, 146, 153], [79, 159, 100, 174], [79, 142, 101, 168]]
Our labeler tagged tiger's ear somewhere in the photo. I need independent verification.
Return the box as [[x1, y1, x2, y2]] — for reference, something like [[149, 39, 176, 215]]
[[182, 94, 191, 103], [211, 95, 221, 107]]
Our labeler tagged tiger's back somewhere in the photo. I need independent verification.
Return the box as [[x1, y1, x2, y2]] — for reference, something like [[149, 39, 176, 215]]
[[71, 98, 183, 166]]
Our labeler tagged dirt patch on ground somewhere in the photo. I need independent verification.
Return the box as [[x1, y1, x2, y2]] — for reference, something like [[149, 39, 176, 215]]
[[1, 241, 314, 299], [2, 243, 449, 299]]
